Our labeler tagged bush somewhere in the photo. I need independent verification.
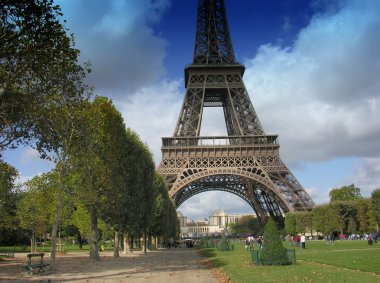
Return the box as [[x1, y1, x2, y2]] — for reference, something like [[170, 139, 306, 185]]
[[260, 218, 290, 265], [219, 231, 230, 251]]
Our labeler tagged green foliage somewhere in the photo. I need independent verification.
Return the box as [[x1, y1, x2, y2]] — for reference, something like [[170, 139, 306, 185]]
[[329, 184, 362, 202], [71, 202, 91, 238], [17, 173, 57, 236], [295, 211, 312, 234], [66, 97, 160, 258], [68, 97, 129, 259], [284, 212, 297, 235], [312, 198, 379, 235], [285, 211, 314, 235], [260, 218, 290, 265], [228, 215, 261, 234], [0, 161, 19, 230], [0, 0, 90, 153], [219, 231, 229, 251], [371, 189, 380, 229], [312, 204, 343, 235], [149, 172, 179, 241], [356, 199, 371, 233]]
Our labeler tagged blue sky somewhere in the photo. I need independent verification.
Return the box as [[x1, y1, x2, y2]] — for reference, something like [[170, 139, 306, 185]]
[[4, 0, 380, 220]]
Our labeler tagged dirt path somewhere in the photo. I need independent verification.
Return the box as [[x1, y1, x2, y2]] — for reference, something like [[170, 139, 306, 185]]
[[0, 248, 220, 283]]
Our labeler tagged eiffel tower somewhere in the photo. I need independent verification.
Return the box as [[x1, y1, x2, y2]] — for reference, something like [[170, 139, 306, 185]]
[[158, 0, 314, 225]]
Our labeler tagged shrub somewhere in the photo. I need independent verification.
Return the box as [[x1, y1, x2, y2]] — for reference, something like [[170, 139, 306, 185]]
[[260, 218, 290, 265], [219, 231, 229, 251]]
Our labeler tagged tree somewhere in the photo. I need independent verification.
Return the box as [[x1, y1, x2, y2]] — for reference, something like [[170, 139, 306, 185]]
[[329, 184, 362, 202], [295, 211, 313, 235], [228, 215, 261, 234], [0, 160, 18, 231], [219, 231, 229, 251], [33, 100, 88, 269], [149, 172, 179, 247], [260, 218, 290, 265], [312, 204, 343, 236], [0, 160, 20, 245], [69, 97, 138, 260], [371, 189, 380, 231], [347, 216, 358, 234], [17, 171, 75, 251], [356, 199, 371, 234], [70, 202, 91, 249], [17, 173, 56, 251], [284, 212, 297, 235], [0, 0, 89, 154], [2, 0, 90, 269]]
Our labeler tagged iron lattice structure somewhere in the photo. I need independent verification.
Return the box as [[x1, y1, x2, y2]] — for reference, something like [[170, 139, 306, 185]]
[[158, 0, 314, 225]]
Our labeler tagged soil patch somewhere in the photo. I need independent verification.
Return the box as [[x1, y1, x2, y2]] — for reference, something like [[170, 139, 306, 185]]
[[0, 248, 219, 283]]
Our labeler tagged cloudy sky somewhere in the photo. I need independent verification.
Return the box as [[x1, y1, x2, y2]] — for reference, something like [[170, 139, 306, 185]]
[[4, 0, 380, 221]]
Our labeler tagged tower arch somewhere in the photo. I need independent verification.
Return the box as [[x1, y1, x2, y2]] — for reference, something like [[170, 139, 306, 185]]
[[171, 169, 292, 224], [158, 0, 314, 227]]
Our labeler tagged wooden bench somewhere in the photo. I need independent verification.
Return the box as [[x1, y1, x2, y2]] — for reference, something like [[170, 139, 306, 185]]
[[23, 253, 49, 274]]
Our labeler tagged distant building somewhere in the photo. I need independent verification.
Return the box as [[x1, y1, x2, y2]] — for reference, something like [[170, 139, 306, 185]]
[[177, 211, 187, 227], [177, 210, 255, 238]]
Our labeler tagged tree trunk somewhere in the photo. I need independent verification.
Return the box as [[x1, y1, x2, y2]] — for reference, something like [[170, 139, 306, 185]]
[[123, 233, 133, 255], [50, 171, 64, 270], [113, 230, 119, 257], [77, 230, 83, 250], [31, 234, 36, 253], [89, 207, 100, 261], [151, 236, 156, 249], [143, 232, 147, 254]]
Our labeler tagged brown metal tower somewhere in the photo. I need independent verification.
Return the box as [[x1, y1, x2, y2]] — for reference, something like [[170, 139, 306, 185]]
[[158, 0, 314, 225]]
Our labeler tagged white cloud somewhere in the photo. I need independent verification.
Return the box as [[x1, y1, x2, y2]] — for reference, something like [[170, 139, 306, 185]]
[[178, 191, 253, 221], [306, 187, 329, 205], [115, 80, 183, 165], [20, 148, 40, 164], [111, 0, 380, 219], [45, 0, 380, 220], [242, 0, 380, 167], [58, 0, 170, 96], [352, 157, 380, 196]]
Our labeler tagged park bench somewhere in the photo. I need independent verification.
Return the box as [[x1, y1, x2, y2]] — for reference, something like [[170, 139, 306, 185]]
[[22, 253, 49, 274]]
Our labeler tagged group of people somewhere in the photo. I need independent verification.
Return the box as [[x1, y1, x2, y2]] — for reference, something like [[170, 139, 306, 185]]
[[286, 234, 306, 249], [245, 235, 263, 251]]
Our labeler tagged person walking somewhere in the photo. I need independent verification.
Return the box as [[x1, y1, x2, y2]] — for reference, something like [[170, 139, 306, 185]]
[[257, 236, 263, 249], [301, 234, 306, 249], [286, 234, 293, 247], [249, 236, 255, 251], [245, 237, 250, 251]]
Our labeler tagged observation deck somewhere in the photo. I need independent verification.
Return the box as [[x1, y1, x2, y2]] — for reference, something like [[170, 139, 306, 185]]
[[161, 135, 280, 158]]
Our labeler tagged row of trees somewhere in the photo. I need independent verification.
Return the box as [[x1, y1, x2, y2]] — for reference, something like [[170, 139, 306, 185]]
[[226, 185, 380, 237], [285, 185, 380, 237], [228, 215, 262, 235], [0, 0, 179, 270]]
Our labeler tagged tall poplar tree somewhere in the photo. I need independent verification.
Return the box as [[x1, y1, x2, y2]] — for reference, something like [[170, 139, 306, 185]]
[[69, 97, 130, 260], [0, 0, 89, 154]]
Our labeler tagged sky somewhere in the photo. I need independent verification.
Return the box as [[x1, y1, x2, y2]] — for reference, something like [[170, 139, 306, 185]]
[[4, 0, 380, 221]]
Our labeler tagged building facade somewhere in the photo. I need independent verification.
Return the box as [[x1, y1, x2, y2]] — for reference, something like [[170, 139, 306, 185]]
[[178, 210, 255, 238]]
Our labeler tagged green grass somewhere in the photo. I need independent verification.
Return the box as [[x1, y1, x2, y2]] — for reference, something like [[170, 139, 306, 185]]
[[0, 244, 93, 253], [198, 241, 380, 283]]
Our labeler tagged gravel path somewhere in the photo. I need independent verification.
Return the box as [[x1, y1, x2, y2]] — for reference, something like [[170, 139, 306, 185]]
[[0, 248, 220, 283]]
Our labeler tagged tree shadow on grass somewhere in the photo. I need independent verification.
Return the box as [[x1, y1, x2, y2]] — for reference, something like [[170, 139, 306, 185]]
[[198, 248, 226, 268], [198, 248, 217, 258]]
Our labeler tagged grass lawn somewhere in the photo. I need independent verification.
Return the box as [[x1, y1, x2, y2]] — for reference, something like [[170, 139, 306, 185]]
[[198, 240, 380, 283], [0, 243, 94, 254]]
